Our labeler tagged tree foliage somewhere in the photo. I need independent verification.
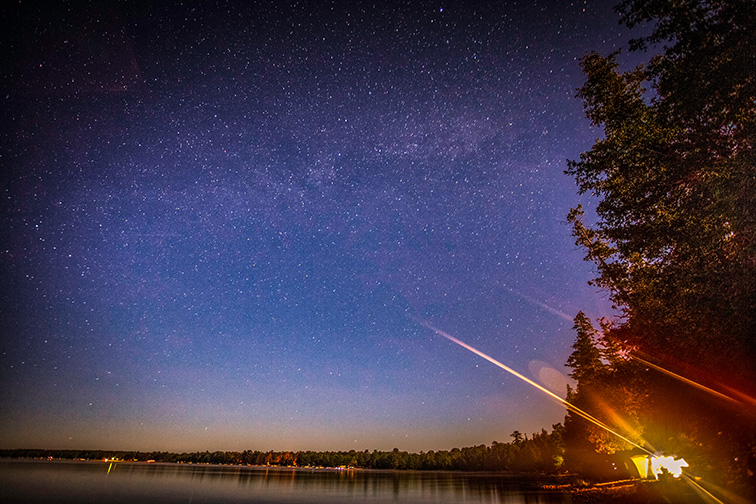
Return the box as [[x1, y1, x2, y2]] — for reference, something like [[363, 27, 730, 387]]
[[565, 312, 605, 384], [565, 0, 756, 491], [566, 0, 755, 382]]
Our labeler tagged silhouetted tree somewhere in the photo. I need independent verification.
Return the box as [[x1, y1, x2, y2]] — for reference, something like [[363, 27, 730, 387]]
[[566, 0, 755, 490]]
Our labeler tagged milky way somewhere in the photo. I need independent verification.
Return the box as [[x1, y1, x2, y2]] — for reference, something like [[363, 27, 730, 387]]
[[1, 1, 638, 451]]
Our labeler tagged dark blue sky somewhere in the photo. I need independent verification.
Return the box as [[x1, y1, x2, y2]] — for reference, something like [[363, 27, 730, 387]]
[[1, 1, 641, 452]]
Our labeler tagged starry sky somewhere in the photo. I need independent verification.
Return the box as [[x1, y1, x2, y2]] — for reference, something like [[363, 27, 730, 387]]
[[1, 1, 643, 453]]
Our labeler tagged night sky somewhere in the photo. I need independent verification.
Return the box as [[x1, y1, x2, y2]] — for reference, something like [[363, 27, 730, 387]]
[[1, 1, 642, 452]]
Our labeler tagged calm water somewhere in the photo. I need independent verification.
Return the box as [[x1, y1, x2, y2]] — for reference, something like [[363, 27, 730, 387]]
[[0, 459, 572, 504]]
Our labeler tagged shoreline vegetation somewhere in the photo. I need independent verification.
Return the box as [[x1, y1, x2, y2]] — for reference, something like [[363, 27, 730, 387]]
[[0, 427, 568, 472]]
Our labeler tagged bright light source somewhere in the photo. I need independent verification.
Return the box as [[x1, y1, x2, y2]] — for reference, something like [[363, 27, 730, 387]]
[[651, 454, 688, 478], [631, 453, 688, 479]]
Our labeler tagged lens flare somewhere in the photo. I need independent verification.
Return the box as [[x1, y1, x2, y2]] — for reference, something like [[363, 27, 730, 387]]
[[633, 353, 756, 410], [651, 455, 688, 478], [527, 360, 574, 395], [501, 285, 573, 322], [418, 321, 732, 502], [631, 453, 688, 479], [419, 320, 649, 454]]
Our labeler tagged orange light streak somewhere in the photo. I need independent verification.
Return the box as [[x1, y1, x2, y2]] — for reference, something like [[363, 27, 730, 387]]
[[420, 321, 739, 502], [633, 354, 756, 409], [420, 321, 651, 455], [421, 321, 733, 502]]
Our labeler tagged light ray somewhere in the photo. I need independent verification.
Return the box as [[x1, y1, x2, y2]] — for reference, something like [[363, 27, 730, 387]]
[[501, 285, 574, 322], [633, 353, 756, 409], [682, 474, 726, 504], [418, 320, 651, 455], [419, 320, 734, 502]]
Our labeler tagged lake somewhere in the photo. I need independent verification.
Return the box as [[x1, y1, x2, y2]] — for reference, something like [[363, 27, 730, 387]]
[[0, 459, 573, 503]]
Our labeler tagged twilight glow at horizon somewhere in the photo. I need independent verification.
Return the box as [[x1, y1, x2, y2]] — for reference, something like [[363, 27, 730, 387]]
[[1, 0, 640, 453]]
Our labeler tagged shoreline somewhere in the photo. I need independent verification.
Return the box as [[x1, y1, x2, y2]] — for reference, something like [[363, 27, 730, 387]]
[[0, 458, 699, 503], [0, 458, 644, 486]]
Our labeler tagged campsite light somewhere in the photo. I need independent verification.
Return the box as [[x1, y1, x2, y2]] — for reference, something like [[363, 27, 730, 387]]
[[651, 455, 688, 478], [631, 453, 688, 479]]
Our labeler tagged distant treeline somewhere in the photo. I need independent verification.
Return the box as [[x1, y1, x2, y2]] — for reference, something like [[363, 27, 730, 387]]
[[1, 425, 564, 473]]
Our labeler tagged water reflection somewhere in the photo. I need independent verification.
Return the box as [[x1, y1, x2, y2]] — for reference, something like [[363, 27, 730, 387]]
[[0, 459, 570, 503]]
